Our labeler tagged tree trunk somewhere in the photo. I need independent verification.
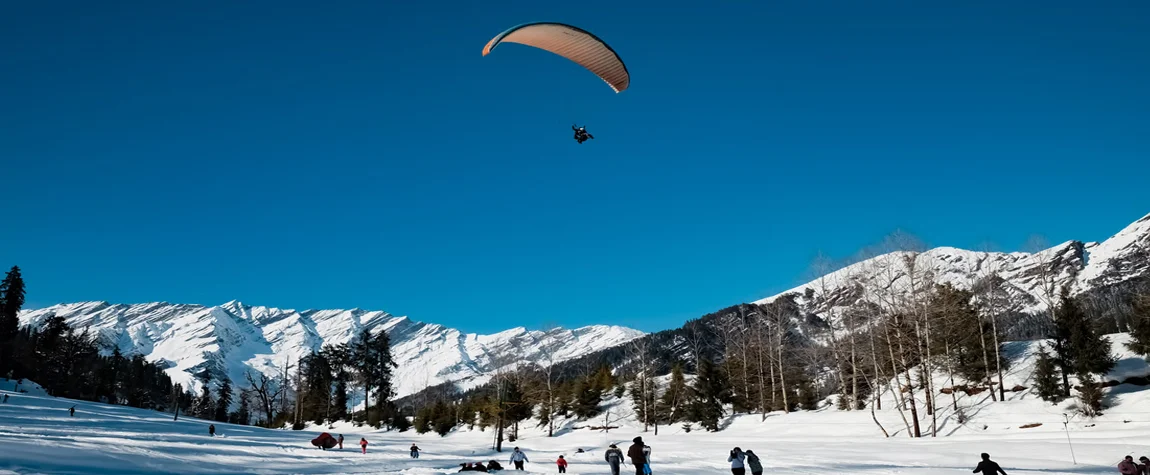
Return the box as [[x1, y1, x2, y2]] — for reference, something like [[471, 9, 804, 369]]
[[884, 323, 913, 436], [871, 386, 890, 437], [777, 327, 789, 412], [989, 308, 1006, 402], [976, 315, 997, 402]]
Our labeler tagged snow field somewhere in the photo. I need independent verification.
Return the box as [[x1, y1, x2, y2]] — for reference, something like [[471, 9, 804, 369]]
[[3, 380, 1148, 474]]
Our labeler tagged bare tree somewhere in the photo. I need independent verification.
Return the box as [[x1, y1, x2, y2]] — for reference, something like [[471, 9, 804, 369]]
[[246, 371, 284, 428], [627, 337, 657, 434]]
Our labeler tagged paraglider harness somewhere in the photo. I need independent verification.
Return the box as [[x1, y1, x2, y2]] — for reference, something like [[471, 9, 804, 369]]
[[572, 125, 594, 144]]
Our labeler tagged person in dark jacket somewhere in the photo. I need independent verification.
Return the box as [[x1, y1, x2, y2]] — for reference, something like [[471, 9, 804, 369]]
[[974, 453, 1007, 475], [1138, 456, 1150, 475], [69, 406, 75, 417], [745, 450, 763, 475], [208, 424, 216, 436], [605, 444, 624, 475], [627, 437, 648, 475]]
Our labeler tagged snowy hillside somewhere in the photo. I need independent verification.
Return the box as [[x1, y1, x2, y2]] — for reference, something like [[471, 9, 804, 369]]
[[16, 301, 643, 400], [755, 212, 1150, 321], [3, 334, 1150, 474]]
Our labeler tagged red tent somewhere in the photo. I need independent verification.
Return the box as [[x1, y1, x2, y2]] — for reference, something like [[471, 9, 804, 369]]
[[311, 432, 337, 449]]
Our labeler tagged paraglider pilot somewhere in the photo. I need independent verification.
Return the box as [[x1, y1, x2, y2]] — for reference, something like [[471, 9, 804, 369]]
[[572, 125, 594, 144]]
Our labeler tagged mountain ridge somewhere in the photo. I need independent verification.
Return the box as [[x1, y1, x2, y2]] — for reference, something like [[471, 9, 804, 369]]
[[17, 300, 645, 401]]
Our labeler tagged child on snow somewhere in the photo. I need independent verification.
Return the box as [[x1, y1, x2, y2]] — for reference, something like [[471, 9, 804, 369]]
[[556, 455, 567, 473], [360, 438, 368, 454]]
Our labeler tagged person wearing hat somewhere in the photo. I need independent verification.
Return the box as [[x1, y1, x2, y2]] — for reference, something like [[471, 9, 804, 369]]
[[627, 437, 650, 475], [605, 443, 624, 475]]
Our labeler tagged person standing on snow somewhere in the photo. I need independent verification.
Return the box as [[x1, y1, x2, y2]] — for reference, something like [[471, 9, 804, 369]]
[[360, 437, 368, 454], [728, 447, 746, 475], [627, 437, 650, 475], [208, 424, 216, 437], [410, 443, 421, 458], [1120, 456, 1140, 475], [69, 406, 75, 417], [605, 443, 624, 475], [509, 447, 529, 470], [556, 455, 568, 473], [745, 450, 763, 475], [973, 453, 1007, 475], [337, 434, 344, 449]]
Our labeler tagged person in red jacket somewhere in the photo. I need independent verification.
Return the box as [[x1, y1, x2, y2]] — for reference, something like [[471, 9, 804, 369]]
[[556, 455, 568, 473], [360, 438, 368, 454]]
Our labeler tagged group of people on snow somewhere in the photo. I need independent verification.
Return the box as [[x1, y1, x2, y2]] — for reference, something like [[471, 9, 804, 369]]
[[458, 460, 504, 471], [1118, 455, 1150, 474], [726, 447, 764, 475]]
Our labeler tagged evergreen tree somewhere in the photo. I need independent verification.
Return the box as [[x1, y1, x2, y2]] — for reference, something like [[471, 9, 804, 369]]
[[432, 400, 456, 436], [657, 363, 687, 422], [688, 359, 729, 431], [629, 372, 657, 428], [324, 344, 351, 421], [0, 266, 25, 339], [1127, 294, 1150, 358], [1052, 287, 1117, 394], [1032, 345, 1063, 402], [571, 376, 602, 418], [391, 411, 412, 432], [414, 406, 433, 434], [231, 389, 251, 425], [215, 379, 233, 422], [300, 352, 334, 424], [351, 329, 397, 427], [193, 383, 215, 420], [1076, 373, 1104, 417], [0, 266, 27, 375], [796, 376, 820, 410]]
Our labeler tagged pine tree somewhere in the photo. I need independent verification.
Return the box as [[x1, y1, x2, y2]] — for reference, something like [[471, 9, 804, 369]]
[[351, 329, 397, 427], [432, 400, 456, 436], [1076, 372, 1104, 417], [1127, 294, 1150, 358], [1032, 344, 1063, 402], [414, 406, 433, 433], [215, 379, 233, 422], [657, 363, 687, 422], [571, 377, 602, 418], [1053, 287, 1117, 391], [231, 389, 251, 425], [0, 266, 27, 375], [689, 359, 729, 431], [193, 383, 215, 420], [796, 376, 820, 410], [0, 266, 25, 339]]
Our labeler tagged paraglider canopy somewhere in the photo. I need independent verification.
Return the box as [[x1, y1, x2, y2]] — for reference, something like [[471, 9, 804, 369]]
[[482, 22, 630, 93]]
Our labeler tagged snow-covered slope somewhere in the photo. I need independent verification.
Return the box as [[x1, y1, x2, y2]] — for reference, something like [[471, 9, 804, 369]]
[[755, 212, 1150, 318], [16, 301, 643, 400], [3, 334, 1149, 474]]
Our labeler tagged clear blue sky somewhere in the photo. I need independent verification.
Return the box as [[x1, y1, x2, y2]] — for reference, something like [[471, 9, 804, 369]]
[[2, 1, 1147, 333]]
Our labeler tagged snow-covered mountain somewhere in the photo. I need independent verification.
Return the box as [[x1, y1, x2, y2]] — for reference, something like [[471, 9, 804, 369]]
[[16, 301, 644, 399], [755, 212, 1150, 322]]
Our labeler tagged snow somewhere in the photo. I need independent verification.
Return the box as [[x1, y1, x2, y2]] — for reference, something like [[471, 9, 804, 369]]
[[4, 333, 1150, 474], [754, 211, 1150, 323], [16, 303, 644, 401]]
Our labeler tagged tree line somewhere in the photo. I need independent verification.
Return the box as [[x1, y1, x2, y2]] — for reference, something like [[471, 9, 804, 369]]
[[398, 239, 1149, 440], [0, 266, 175, 411], [0, 265, 404, 432]]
